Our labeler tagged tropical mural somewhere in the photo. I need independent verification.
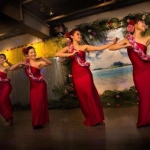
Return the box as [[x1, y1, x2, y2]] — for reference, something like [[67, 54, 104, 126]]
[[86, 28, 133, 94]]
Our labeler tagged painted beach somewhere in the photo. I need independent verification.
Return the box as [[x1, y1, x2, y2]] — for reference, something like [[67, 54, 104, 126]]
[[91, 65, 134, 94]]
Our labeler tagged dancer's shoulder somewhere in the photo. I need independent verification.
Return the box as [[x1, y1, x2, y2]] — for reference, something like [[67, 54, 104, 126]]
[[147, 36, 150, 45], [143, 36, 150, 45]]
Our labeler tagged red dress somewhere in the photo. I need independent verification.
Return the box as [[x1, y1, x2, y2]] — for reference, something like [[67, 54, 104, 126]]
[[127, 42, 150, 127], [25, 66, 49, 127], [70, 51, 104, 126], [0, 71, 13, 122]]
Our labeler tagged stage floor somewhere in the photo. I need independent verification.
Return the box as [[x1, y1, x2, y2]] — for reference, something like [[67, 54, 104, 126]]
[[0, 106, 150, 150]]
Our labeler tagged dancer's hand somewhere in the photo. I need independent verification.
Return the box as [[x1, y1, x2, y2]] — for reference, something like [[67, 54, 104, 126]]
[[124, 43, 132, 48], [112, 37, 119, 44], [4, 59, 8, 63], [4, 59, 13, 67], [19, 61, 27, 67], [36, 57, 42, 60], [70, 49, 79, 56]]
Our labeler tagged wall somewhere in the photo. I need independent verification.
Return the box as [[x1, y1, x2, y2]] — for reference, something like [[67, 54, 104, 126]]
[[0, 34, 42, 51]]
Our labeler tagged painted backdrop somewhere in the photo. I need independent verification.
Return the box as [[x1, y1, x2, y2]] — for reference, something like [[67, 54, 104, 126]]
[[86, 28, 133, 94]]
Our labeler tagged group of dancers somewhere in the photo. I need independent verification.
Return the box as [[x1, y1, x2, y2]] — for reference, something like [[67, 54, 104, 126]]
[[0, 47, 52, 128], [0, 17, 150, 129]]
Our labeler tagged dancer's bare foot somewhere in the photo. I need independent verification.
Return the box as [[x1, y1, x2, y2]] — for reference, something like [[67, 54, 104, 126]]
[[3, 119, 13, 127]]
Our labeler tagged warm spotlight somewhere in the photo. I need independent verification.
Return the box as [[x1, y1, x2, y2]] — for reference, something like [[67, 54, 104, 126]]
[[49, 11, 54, 16]]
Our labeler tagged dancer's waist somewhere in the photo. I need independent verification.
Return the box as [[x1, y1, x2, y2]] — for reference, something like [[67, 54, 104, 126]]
[[71, 68, 91, 78]]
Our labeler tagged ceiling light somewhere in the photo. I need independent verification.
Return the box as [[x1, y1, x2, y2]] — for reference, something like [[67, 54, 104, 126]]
[[49, 11, 54, 15], [49, 8, 54, 16]]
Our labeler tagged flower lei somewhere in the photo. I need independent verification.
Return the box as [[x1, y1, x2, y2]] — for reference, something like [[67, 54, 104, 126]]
[[0, 77, 10, 82], [25, 59, 45, 82], [126, 33, 150, 61], [68, 43, 90, 67]]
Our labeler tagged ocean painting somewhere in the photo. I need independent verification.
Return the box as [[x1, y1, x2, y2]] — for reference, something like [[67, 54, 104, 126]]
[[86, 28, 134, 94]]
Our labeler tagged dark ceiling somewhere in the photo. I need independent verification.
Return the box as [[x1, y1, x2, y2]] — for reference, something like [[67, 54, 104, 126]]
[[11, 0, 149, 23], [0, 0, 149, 41]]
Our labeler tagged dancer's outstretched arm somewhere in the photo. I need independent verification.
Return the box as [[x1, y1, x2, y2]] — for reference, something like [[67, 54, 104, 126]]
[[109, 39, 131, 51], [84, 37, 118, 51], [10, 62, 26, 71], [55, 47, 78, 57]]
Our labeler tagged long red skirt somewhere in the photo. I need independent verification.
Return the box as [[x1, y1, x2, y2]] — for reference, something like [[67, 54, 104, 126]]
[[128, 43, 150, 127], [134, 70, 150, 127], [73, 72, 104, 126], [0, 82, 13, 121], [30, 80, 49, 127]]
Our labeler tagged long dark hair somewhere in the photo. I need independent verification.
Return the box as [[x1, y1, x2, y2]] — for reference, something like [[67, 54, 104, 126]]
[[23, 46, 35, 55], [134, 18, 145, 24], [69, 28, 81, 42], [0, 53, 6, 60]]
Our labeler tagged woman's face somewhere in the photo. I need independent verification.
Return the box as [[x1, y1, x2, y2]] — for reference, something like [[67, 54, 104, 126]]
[[0, 55, 6, 65], [71, 31, 82, 42], [27, 48, 36, 59], [135, 20, 146, 32]]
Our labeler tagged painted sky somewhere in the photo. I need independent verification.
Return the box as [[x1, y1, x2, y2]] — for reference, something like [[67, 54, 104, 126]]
[[86, 28, 132, 70]]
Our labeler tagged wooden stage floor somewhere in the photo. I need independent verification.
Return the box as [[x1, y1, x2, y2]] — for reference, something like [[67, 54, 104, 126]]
[[0, 106, 150, 150]]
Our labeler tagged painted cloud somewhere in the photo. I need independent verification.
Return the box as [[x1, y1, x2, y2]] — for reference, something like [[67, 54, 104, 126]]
[[86, 28, 132, 70]]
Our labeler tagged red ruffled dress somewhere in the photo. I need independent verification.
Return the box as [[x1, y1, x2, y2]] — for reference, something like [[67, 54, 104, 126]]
[[0, 71, 13, 122], [69, 50, 104, 126], [127, 42, 150, 127], [25, 64, 49, 128]]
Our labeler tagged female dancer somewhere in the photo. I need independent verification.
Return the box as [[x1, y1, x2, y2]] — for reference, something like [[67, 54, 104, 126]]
[[0, 54, 13, 126], [10, 46, 52, 129], [55, 29, 117, 126], [109, 18, 150, 127]]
